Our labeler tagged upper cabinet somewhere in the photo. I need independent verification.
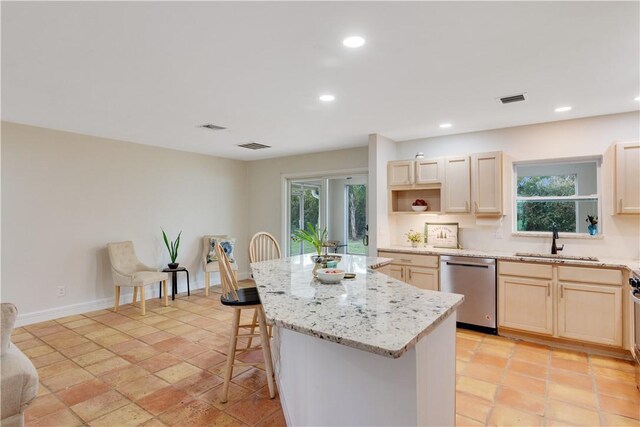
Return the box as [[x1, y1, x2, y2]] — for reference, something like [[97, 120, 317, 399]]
[[471, 152, 503, 216], [388, 161, 414, 187], [415, 158, 444, 185], [615, 141, 640, 214], [444, 156, 471, 213]]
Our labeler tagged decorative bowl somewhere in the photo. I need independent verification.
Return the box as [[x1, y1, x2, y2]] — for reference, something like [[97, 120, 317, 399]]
[[411, 205, 428, 212], [316, 268, 345, 284]]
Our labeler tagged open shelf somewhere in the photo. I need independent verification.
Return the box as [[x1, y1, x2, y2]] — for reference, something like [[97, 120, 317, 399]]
[[390, 188, 442, 214]]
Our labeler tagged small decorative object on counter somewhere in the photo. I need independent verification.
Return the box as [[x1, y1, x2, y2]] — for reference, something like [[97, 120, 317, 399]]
[[425, 222, 460, 249], [411, 199, 429, 212], [405, 229, 424, 248], [162, 228, 182, 269], [586, 215, 598, 236]]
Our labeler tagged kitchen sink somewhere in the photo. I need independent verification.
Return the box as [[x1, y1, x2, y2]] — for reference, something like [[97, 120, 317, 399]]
[[514, 252, 600, 262]]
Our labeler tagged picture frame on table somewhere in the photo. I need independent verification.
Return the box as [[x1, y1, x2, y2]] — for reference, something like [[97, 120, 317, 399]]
[[424, 222, 460, 249]]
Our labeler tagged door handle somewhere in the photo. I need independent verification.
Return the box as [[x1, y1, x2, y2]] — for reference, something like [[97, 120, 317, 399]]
[[363, 225, 369, 247]]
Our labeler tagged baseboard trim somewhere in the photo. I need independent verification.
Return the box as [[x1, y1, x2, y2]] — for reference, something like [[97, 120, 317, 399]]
[[15, 271, 251, 327]]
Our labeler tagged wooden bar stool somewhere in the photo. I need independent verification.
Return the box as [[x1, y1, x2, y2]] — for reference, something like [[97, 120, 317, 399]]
[[216, 243, 275, 403]]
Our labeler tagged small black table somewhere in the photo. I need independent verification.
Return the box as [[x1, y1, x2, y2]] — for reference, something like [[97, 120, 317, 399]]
[[160, 267, 190, 301]]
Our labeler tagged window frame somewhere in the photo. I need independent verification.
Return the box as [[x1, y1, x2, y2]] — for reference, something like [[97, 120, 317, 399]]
[[511, 156, 602, 238]]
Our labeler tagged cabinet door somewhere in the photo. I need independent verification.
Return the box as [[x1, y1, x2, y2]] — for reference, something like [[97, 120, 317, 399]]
[[444, 156, 470, 213], [388, 161, 414, 187], [388, 265, 405, 282], [472, 152, 502, 215], [557, 282, 622, 346], [498, 276, 553, 335], [615, 142, 640, 214], [415, 158, 443, 184], [407, 267, 439, 291]]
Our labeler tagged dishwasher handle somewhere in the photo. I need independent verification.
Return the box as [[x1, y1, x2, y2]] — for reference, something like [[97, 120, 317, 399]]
[[444, 261, 490, 269]]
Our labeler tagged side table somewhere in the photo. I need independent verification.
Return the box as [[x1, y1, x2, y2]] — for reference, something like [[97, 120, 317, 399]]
[[160, 267, 190, 301]]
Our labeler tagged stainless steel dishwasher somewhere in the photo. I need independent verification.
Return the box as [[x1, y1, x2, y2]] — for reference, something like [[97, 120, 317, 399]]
[[440, 255, 497, 334]]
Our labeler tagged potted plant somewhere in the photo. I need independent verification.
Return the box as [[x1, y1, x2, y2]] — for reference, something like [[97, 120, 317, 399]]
[[585, 215, 598, 236], [292, 222, 327, 255], [162, 229, 182, 269], [405, 229, 424, 248]]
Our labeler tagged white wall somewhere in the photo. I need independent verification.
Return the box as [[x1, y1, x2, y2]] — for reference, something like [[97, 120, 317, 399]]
[[246, 147, 369, 247], [391, 112, 640, 259], [1, 122, 249, 323], [367, 134, 397, 255]]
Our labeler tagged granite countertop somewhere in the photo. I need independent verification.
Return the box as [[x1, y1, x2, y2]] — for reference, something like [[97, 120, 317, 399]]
[[250, 255, 464, 359], [378, 246, 640, 276]]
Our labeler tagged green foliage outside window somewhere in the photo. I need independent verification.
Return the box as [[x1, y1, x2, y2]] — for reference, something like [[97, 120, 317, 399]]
[[516, 174, 577, 232]]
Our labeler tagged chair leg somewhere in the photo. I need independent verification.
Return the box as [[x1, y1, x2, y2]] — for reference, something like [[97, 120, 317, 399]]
[[162, 280, 169, 307], [257, 306, 276, 399], [205, 271, 210, 297], [132, 287, 138, 306], [140, 286, 146, 316], [114, 285, 121, 312], [246, 308, 258, 349], [221, 308, 241, 403]]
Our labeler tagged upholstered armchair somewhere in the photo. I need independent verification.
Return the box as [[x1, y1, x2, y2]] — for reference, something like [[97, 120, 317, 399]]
[[202, 235, 238, 296], [1, 303, 38, 427], [107, 241, 169, 315]]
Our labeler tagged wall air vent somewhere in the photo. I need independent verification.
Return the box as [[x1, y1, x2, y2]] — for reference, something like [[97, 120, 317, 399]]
[[238, 142, 271, 150], [498, 93, 527, 105], [199, 123, 227, 130]]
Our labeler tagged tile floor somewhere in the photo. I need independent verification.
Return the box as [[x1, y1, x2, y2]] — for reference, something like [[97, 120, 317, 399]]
[[13, 285, 640, 426]]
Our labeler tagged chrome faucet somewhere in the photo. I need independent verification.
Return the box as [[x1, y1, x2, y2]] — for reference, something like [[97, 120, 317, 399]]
[[551, 224, 564, 255]]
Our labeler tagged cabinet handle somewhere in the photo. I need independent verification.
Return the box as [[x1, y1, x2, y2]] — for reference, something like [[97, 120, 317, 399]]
[[400, 269, 404, 279], [408, 268, 412, 280], [560, 285, 563, 298], [400, 258, 412, 263], [547, 284, 550, 297]]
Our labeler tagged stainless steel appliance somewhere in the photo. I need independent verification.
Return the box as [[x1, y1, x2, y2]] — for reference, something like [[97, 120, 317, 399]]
[[440, 255, 497, 334], [630, 273, 640, 390]]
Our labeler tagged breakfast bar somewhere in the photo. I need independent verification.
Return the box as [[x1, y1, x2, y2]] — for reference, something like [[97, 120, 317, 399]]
[[250, 254, 464, 426]]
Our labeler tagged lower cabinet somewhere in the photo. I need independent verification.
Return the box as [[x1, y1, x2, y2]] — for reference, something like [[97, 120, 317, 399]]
[[498, 261, 624, 348], [498, 276, 553, 336], [377, 251, 439, 291], [557, 282, 622, 346]]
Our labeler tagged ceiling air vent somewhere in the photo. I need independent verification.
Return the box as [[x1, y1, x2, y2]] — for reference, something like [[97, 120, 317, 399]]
[[238, 142, 271, 150], [498, 93, 527, 105], [199, 123, 227, 130]]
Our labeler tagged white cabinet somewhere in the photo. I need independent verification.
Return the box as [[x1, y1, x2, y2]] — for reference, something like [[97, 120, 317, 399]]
[[388, 161, 414, 187], [498, 261, 624, 348], [415, 158, 444, 185], [377, 251, 439, 291], [498, 276, 553, 335], [444, 156, 470, 213], [557, 282, 622, 346], [615, 141, 640, 214], [472, 152, 503, 216]]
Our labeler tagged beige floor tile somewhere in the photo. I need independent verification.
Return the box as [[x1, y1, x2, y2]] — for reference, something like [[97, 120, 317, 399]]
[[136, 386, 191, 416], [64, 318, 98, 329], [89, 403, 153, 427], [137, 352, 182, 373], [24, 394, 66, 421], [545, 399, 600, 426], [99, 364, 150, 388], [462, 362, 505, 384], [496, 387, 545, 415], [37, 360, 78, 379], [72, 348, 115, 367], [23, 344, 56, 358], [501, 371, 547, 396], [200, 382, 254, 411], [92, 332, 132, 347], [549, 368, 594, 391], [40, 368, 94, 392], [455, 392, 493, 423], [31, 351, 68, 369], [547, 382, 598, 408], [509, 359, 548, 379], [70, 390, 129, 422], [116, 375, 170, 401], [225, 390, 282, 426], [487, 404, 543, 426], [55, 378, 112, 406], [85, 356, 131, 376], [551, 348, 589, 362], [59, 342, 102, 358], [155, 362, 201, 383], [592, 365, 636, 382], [599, 394, 640, 420], [590, 354, 635, 373], [602, 412, 640, 426], [511, 348, 550, 366], [126, 325, 161, 338], [456, 376, 499, 401], [595, 376, 640, 402], [470, 352, 509, 369]]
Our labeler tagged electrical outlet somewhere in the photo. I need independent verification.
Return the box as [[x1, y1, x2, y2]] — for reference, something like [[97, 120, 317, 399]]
[[56, 286, 66, 297]]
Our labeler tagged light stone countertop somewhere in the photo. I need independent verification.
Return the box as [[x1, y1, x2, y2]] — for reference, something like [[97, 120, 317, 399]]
[[378, 245, 640, 277], [250, 254, 464, 359]]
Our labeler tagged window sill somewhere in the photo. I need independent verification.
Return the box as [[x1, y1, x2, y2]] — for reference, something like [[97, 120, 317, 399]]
[[511, 232, 604, 240]]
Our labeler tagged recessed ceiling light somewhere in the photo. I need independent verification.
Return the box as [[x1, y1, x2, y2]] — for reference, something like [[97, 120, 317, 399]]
[[319, 94, 335, 102], [439, 123, 452, 128], [554, 106, 572, 112], [343, 36, 366, 48]]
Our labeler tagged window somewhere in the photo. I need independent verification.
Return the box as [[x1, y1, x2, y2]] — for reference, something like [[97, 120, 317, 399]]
[[514, 159, 600, 234]]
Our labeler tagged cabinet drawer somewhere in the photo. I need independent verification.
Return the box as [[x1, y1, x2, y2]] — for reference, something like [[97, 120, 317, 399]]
[[498, 261, 553, 279], [378, 252, 439, 268], [557, 266, 622, 286]]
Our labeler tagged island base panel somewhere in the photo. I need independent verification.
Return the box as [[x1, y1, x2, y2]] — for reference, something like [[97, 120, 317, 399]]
[[272, 312, 456, 426]]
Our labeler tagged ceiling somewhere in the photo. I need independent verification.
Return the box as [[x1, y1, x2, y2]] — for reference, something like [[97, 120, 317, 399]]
[[2, 2, 639, 160]]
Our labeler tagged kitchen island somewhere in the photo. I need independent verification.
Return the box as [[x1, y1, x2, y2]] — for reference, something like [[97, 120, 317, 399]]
[[250, 254, 464, 426]]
